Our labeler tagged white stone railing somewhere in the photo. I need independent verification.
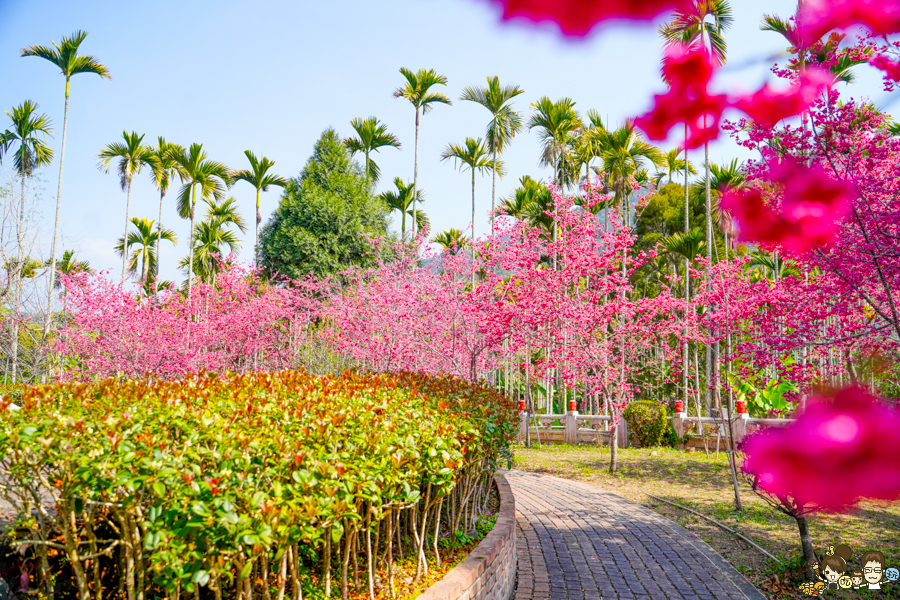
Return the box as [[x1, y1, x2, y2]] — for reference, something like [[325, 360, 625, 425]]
[[671, 412, 794, 445], [517, 410, 795, 447], [517, 411, 628, 446]]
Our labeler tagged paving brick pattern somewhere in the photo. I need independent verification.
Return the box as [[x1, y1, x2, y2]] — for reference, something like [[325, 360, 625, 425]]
[[508, 470, 766, 600]]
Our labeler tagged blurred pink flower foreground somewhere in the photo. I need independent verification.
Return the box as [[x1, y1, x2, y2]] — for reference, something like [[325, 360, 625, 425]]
[[494, 0, 689, 36], [742, 386, 900, 510], [720, 158, 853, 255]]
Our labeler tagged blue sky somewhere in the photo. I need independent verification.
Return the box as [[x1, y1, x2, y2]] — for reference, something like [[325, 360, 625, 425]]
[[0, 0, 889, 283]]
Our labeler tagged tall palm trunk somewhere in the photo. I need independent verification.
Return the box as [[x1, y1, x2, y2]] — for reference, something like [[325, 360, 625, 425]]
[[702, 27, 714, 418], [155, 189, 166, 293], [704, 137, 712, 416], [141, 248, 150, 287], [552, 150, 559, 270], [490, 115, 498, 236], [121, 177, 133, 283], [44, 78, 70, 338], [255, 188, 261, 266], [364, 150, 371, 190], [187, 184, 197, 298], [683, 125, 690, 414], [10, 177, 26, 384], [471, 169, 476, 288], [412, 108, 420, 239]]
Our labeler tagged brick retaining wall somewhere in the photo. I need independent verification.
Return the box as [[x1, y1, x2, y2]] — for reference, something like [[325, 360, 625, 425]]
[[416, 471, 516, 600]]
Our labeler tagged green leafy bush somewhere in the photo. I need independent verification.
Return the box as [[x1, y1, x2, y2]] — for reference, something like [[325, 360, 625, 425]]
[[664, 424, 680, 447], [0, 370, 514, 599], [623, 400, 669, 448]]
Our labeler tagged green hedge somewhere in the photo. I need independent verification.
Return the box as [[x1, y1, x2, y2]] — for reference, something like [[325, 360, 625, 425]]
[[623, 400, 669, 447], [0, 370, 514, 600]]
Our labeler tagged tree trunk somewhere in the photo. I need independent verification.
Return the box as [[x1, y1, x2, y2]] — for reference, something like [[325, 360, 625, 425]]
[[412, 108, 420, 239], [255, 188, 262, 266], [471, 169, 476, 288], [684, 127, 690, 418], [187, 184, 196, 298], [704, 140, 713, 418], [44, 78, 70, 340], [702, 28, 714, 419], [491, 116, 498, 236], [609, 412, 619, 473], [122, 177, 133, 282], [142, 246, 149, 287], [156, 189, 166, 293], [796, 515, 818, 580], [11, 176, 26, 384]]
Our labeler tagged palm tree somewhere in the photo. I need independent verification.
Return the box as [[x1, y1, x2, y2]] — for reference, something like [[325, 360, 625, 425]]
[[231, 150, 286, 265], [433, 228, 467, 253], [181, 209, 243, 285], [4, 101, 54, 211], [500, 176, 555, 229], [97, 131, 154, 282], [204, 196, 247, 233], [661, 0, 733, 419], [689, 159, 745, 258], [147, 138, 183, 290], [409, 209, 429, 235], [50, 250, 92, 289], [50, 250, 92, 315], [528, 97, 582, 188], [172, 144, 230, 296], [4, 101, 53, 384], [746, 250, 800, 282], [441, 138, 505, 258], [22, 31, 110, 332], [343, 117, 401, 187], [599, 122, 665, 224], [393, 68, 452, 238], [572, 110, 608, 187], [115, 217, 177, 288], [460, 77, 524, 234], [654, 149, 696, 186], [378, 177, 424, 237], [662, 227, 707, 264]]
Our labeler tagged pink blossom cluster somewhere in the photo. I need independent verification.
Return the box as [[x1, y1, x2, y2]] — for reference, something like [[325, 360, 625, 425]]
[[58, 262, 323, 380], [635, 45, 834, 149]]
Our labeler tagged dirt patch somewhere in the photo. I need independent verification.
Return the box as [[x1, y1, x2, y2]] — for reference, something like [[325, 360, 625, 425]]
[[513, 443, 900, 599]]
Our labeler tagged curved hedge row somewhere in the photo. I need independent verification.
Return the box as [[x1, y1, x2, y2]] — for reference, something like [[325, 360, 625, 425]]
[[0, 371, 515, 600]]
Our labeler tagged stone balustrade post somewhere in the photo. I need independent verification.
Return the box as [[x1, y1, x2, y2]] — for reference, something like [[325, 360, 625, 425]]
[[565, 410, 578, 445], [733, 413, 749, 444], [618, 417, 629, 448], [671, 411, 687, 440], [519, 411, 529, 444]]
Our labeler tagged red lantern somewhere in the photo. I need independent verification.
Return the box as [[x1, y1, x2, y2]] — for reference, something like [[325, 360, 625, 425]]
[[675, 400, 684, 413], [569, 399, 577, 412], [736, 400, 747, 414], [518, 400, 526, 412]]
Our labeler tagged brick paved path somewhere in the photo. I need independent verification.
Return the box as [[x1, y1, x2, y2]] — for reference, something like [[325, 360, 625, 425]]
[[508, 470, 766, 600]]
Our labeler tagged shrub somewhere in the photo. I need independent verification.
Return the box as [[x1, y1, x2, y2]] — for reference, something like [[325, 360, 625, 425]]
[[0, 370, 514, 599], [664, 424, 681, 447], [623, 400, 669, 447]]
